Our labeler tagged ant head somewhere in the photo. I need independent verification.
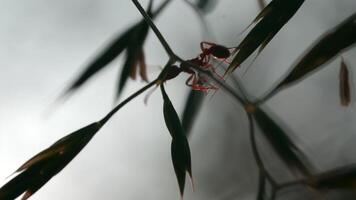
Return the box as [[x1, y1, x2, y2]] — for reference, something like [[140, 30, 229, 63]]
[[209, 45, 231, 59]]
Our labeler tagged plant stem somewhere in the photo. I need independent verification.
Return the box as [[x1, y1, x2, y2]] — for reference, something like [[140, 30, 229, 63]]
[[100, 79, 158, 125], [132, 0, 176, 58]]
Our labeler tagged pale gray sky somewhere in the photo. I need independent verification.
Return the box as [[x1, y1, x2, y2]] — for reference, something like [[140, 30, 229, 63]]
[[0, 0, 356, 199]]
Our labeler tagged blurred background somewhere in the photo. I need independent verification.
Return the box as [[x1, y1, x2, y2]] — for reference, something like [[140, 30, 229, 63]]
[[0, 0, 356, 199]]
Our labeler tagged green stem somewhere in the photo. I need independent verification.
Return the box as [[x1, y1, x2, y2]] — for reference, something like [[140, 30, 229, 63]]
[[132, 0, 176, 58], [100, 79, 158, 125]]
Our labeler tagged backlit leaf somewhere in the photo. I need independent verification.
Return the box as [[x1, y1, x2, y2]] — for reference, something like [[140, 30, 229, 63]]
[[253, 107, 311, 176], [0, 122, 102, 200], [275, 12, 356, 91], [181, 89, 204, 136], [161, 84, 193, 197], [226, 0, 305, 74]]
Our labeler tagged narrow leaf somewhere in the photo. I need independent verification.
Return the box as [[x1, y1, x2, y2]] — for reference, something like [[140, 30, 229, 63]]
[[339, 58, 351, 107], [253, 107, 311, 176], [65, 26, 136, 94], [161, 84, 193, 197], [0, 122, 102, 200], [311, 164, 356, 190], [181, 89, 204, 136], [275, 12, 356, 91], [226, 0, 305, 74]]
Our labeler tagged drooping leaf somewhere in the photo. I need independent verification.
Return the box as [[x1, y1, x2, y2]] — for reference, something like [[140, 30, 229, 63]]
[[0, 122, 102, 200], [310, 164, 356, 190], [253, 107, 312, 176], [181, 89, 204, 136], [63, 0, 170, 98], [339, 58, 351, 107], [65, 26, 136, 95], [274, 12, 356, 91], [161, 84, 193, 197], [226, 0, 305, 74]]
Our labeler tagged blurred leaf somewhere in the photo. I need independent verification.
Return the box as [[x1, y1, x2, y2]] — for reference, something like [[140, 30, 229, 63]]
[[195, 0, 217, 13], [64, 0, 170, 98], [257, 0, 267, 11], [226, 0, 305, 74], [311, 164, 356, 190], [0, 122, 102, 200], [275, 12, 356, 90], [161, 84, 193, 197], [116, 22, 150, 99], [253, 107, 311, 176], [339, 58, 351, 107], [181, 89, 204, 136]]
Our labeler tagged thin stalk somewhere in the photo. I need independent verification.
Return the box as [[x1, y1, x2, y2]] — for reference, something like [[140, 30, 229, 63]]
[[100, 79, 158, 125], [132, 0, 175, 57]]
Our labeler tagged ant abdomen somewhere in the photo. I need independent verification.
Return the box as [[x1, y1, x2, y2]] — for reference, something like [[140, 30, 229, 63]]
[[208, 44, 231, 59]]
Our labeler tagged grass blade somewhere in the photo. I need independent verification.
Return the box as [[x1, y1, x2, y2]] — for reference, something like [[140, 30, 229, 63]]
[[275, 12, 356, 91], [161, 84, 193, 197], [0, 122, 102, 200], [226, 0, 305, 74], [253, 107, 311, 176]]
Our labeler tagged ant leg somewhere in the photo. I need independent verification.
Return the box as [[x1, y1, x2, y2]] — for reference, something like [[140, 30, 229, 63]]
[[203, 63, 224, 80]]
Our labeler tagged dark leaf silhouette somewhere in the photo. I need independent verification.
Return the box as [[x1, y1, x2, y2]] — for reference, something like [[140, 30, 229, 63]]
[[0, 122, 102, 200], [181, 89, 204, 136], [311, 164, 356, 190], [339, 58, 351, 107], [226, 0, 305, 74], [275, 12, 356, 91], [161, 84, 193, 197], [253, 107, 311, 176]]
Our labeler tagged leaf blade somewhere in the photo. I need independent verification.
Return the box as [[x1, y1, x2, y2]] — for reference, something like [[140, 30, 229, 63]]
[[0, 122, 101, 200], [161, 84, 193, 197], [227, 0, 305, 74], [253, 107, 312, 176]]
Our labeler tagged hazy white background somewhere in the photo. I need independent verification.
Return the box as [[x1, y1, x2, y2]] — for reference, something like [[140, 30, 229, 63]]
[[0, 0, 356, 199]]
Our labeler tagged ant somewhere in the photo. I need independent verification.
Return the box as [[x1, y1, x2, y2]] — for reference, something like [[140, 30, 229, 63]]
[[160, 42, 235, 92]]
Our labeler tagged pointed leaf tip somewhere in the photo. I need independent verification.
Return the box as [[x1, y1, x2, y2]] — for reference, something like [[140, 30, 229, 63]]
[[226, 0, 305, 74], [0, 122, 101, 200], [160, 84, 193, 197]]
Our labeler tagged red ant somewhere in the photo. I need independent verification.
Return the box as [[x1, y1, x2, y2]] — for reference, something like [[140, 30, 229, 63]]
[[159, 42, 234, 92]]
